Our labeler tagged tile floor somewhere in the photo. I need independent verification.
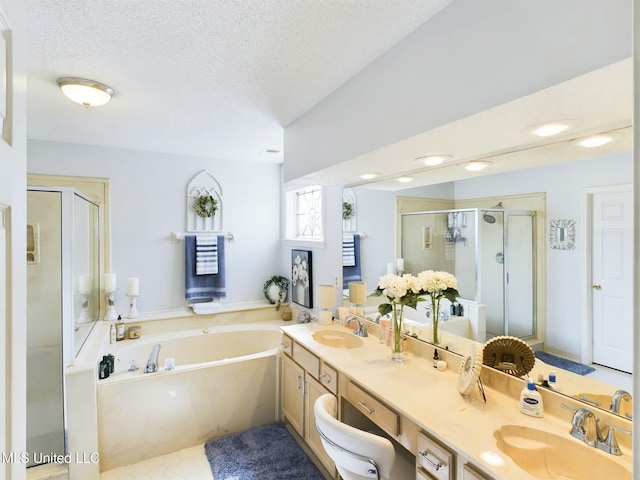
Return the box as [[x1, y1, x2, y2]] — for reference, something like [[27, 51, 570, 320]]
[[587, 363, 633, 392], [99, 444, 212, 480]]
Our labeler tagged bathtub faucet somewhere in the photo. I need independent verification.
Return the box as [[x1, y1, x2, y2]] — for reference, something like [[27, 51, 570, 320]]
[[144, 344, 161, 373]]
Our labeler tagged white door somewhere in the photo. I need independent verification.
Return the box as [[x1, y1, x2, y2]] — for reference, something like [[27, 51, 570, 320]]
[[591, 189, 633, 373]]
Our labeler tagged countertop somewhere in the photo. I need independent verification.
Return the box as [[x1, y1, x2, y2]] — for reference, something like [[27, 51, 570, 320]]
[[281, 321, 633, 480]]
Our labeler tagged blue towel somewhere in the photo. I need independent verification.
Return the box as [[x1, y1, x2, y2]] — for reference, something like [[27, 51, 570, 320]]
[[342, 233, 361, 289], [342, 234, 356, 266], [185, 234, 227, 301], [196, 234, 218, 275]]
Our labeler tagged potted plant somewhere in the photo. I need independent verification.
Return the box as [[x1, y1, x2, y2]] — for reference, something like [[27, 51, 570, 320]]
[[263, 275, 289, 311]]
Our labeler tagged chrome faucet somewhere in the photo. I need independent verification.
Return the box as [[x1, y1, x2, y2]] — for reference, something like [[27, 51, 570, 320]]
[[610, 390, 631, 414], [144, 344, 161, 373], [563, 404, 631, 455], [346, 315, 368, 337]]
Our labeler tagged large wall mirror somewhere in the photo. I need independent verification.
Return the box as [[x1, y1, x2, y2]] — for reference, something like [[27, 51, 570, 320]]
[[340, 148, 633, 420]]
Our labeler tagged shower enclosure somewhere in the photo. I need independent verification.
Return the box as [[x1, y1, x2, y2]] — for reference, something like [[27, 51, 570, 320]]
[[26, 187, 100, 468], [400, 208, 535, 341]]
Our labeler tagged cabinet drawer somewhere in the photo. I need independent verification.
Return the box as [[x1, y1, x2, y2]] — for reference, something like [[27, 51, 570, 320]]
[[345, 381, 398, 436], [417, 431, 454, 480], [462, 463, 492, 480], [292, 342, 320, 379], [416, 467, 435, 480], [281, 335, 293, 357], [319, 363, 338, 395]]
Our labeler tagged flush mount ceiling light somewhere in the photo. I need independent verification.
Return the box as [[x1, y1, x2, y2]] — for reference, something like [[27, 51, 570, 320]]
[[397, 176, 414, 183], [360, 173, 381, 180], [571, 134, 613, 148], [528, 121, 571, 137], [57, 77, 114, 107], [416, 154, 452, 166], [464, 161, 493, 172]]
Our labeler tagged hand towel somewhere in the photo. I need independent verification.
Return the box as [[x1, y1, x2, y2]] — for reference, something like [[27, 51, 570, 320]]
[[342, 233, 361, 289], [196, 234, 218, 275], [185, 234, 227, 302]]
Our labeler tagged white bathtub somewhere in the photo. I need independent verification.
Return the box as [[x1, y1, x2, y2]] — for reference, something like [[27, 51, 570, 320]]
[[97, 322, 283, 471]]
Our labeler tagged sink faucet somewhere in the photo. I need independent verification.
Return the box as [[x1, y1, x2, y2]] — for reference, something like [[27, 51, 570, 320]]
[[144, 344, 161, 373], [610, 390, 631, 414], [563, 404, 631, 455], [346, 315, 368, 337]]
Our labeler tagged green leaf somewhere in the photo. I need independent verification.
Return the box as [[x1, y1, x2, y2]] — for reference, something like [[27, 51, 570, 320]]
[[378, 303, 392, 316]]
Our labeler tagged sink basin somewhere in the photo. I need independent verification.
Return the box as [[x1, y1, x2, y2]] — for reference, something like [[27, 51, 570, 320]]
[[494, 425, 631, 479], [574, 393, 633, 418], [312, 330, 363, 349]]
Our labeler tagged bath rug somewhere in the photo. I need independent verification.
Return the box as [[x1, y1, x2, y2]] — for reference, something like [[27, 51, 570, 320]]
[[205, 421, 326, 480], [535, 351, 595, 376]]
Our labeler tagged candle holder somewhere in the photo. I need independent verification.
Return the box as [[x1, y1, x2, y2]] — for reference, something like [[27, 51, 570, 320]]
[[78, 293, 91, 323], [105, 290, 118, 321], [126, 294, 140, 319]]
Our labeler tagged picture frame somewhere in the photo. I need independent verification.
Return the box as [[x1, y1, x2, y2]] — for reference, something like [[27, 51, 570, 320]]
[[291, 249, 313, 308], [549, 219, 576, 250]]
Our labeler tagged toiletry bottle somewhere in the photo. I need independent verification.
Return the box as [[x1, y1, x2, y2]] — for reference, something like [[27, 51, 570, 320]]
[[107, 353, 115, 374], [110, 323, 116, 344], [520, 378, 544, 417], [432, 349, 439, 368], [115, 315, 126, 341], [548, 371, 561, 392], [450, 303, 456, 315], [457, 303, 464, 316], [99, 356, 110, 379]]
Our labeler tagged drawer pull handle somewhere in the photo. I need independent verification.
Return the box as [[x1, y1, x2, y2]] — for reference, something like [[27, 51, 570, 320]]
[[296, 375, 303, 391], [358, 401, 375, 415], [280, 342, 289, 349], [319, 373, 332, 384], [419, 450, 444, 471]]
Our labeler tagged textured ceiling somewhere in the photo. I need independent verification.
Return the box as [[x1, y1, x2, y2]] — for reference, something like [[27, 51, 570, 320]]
[[26, 0, 452, 163]]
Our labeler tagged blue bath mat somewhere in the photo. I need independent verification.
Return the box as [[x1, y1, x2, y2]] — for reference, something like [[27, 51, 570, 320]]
[[204, 421, 326, 480], [535, 351, 595, 376]]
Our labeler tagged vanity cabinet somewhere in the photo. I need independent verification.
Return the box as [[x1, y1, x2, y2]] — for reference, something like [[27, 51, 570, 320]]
[[281, 336, 336, 474], [416, 430, 455, 480]]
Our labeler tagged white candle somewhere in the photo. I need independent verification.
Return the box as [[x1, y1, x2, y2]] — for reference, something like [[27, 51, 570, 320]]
[[104, 273, 117, 292], [396, 258, 404, 272], [79, 274, 92, 294], [127, 277, 140, 296], [386, 262, 395, 275]]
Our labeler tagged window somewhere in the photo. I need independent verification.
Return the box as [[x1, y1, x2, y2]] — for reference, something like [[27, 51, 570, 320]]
[[286, 185, 323, 242]]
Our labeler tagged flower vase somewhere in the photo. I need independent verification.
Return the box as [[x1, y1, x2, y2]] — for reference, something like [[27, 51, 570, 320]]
[[391, 303, 404, 362], [296, 284, 305, 304], [431, 297, 441, 345]]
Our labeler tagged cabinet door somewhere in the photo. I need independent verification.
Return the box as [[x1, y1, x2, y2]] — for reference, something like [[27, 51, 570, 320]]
[[305, 375, 335, 473], [282, 355, 305, 436]]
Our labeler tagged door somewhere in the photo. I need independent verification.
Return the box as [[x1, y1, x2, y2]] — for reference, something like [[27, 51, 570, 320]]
[[591, 189, 633, 373], [282, 354, 305, 436]]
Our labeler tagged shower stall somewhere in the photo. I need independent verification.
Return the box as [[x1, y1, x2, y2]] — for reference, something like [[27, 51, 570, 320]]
[[26, 187, 100, 469], [400, 207, 536, 341]]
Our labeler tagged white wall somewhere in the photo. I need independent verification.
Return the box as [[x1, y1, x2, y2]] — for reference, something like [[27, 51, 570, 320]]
[[284, 0, 631, 181], [0, 0, 27, 478], [28, 140, 283, 314]]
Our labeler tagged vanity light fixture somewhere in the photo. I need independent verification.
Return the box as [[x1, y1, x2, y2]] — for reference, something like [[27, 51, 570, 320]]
[[571, 134, 613, 148], [57, 77, 114, 107], [464, 161, 492, 172], [397, 176, 414, 183], [529, 121, 570, 137], [416, 154, 452, 166]]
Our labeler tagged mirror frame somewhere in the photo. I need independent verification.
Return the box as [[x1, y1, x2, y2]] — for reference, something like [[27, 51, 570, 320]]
[[550, 219, 576, 250]]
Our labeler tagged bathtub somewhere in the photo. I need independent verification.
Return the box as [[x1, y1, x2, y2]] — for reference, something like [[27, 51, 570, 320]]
[[97, 322, 283, 471]]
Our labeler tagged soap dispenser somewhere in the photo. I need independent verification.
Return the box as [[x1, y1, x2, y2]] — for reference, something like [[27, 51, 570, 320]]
[[520, 378, 544, 417], [115, 315, 126, 341]]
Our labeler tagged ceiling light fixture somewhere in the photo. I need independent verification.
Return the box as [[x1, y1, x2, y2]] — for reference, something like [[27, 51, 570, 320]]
[[360, 173, 380, 180], [57, 77, 114, 107], [464, 161, 493, 172], [416, 154, 452, 166], [529, 122, 570, 137], [397, 176, 414, 183], [571, 134, 613, 148]]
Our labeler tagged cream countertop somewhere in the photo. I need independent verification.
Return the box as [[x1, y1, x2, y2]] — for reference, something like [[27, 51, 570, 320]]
[[281, 321, 633, 480]]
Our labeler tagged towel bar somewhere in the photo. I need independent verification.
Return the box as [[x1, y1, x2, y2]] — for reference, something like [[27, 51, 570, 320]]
[[171, 231, 234, 244]]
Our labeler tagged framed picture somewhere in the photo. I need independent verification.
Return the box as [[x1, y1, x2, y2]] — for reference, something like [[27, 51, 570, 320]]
[[291, 249, 313, 308]]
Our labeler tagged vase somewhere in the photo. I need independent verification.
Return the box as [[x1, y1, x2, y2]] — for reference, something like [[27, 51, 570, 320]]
[[391, 303, 404, 362], [296, 284, 305, 304], [431, 297, 441, 345]]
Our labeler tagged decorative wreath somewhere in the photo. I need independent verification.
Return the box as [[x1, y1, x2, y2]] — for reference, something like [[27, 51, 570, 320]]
[[342, 201, 354, 220], [193, 195, 218, 218]]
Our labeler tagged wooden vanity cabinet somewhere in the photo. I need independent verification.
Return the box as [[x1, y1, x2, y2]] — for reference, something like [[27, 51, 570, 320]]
[[281, 336, 336, 474]]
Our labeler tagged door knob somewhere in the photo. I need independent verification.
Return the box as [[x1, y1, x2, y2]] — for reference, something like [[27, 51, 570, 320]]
[[592, 284, 602, 290]]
